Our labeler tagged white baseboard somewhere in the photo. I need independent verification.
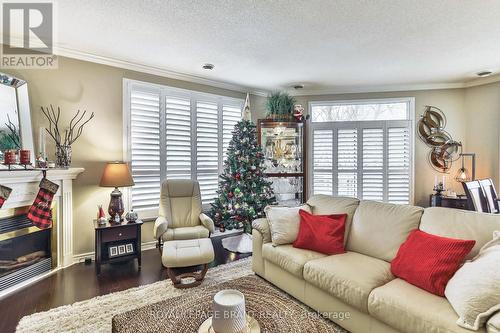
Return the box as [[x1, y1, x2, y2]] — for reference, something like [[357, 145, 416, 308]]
[[72, 240, 158, 264]]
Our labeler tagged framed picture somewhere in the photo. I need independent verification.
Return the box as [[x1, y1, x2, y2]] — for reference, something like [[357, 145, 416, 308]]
[[109, 246, 118, 258], [125, 243, 134, 254], [118, 245, 126, 255]]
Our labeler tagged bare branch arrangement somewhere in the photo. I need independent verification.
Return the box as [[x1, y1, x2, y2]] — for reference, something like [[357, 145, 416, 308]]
[[4, 114, 21, 149], [41, 105, 95, 146]]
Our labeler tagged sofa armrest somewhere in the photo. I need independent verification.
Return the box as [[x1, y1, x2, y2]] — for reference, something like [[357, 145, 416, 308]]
[[487, 312, 500, 333], [199, 213, 215, 233], [252, 217, 271, 243], [153, 216, 169, 240]]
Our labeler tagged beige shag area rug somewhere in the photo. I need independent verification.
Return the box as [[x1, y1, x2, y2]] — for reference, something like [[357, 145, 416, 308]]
[[16, 258, 252, 333]]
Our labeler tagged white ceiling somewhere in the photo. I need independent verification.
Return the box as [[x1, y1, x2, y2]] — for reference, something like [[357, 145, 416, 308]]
[[54, 0, 500, 94]]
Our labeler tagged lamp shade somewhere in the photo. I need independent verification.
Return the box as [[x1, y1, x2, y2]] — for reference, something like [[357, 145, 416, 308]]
[[99, 162, 135, 187]]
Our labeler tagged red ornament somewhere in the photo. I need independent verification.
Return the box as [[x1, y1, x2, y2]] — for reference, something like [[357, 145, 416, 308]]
[[235, 173, 241, 180], [98, 205, 106, 219], [228, 192, 234, 198]]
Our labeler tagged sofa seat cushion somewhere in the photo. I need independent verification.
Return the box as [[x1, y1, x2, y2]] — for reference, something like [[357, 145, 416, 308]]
[[162, 225, 210, 241], [262, 243, 326, 277], [303, 251, 394, 313], [368, 278, 486, 333]]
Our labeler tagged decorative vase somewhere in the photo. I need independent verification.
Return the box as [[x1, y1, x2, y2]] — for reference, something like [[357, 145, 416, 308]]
[[125, 210, 138, 223], [55, 144, 72, 168], [212, 289, 247, 333]]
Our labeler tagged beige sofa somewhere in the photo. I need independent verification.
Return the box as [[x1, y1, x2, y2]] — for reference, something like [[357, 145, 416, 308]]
[[252, 195, 500, 333]]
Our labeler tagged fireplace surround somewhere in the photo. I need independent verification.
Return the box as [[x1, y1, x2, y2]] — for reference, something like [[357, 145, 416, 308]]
[[0, 168, 84, 298]]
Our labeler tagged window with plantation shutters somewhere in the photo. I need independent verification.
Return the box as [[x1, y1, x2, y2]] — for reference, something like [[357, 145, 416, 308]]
[[310, 98, 414, 204], [125, 80, 243, 217]]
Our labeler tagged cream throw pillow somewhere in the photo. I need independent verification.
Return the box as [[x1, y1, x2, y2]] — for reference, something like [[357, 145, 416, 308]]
[[264, 205, 311, 246], [445, 231, 500, 331]]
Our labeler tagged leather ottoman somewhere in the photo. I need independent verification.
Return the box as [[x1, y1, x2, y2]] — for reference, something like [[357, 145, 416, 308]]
[[162, 238, 215, 288]]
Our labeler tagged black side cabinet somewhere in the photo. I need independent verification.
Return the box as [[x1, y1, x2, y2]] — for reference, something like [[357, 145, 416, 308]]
[[429, 195, 469, 210], [94, 220, 143, 274]]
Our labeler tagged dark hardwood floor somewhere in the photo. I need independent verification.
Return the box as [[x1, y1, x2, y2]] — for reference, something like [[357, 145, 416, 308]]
[[0, 234, 251, 333]]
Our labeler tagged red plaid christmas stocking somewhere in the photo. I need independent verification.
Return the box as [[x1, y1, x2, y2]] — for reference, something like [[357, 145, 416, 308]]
[[0, 185, 12, 208], [27, 178, 59, 229]]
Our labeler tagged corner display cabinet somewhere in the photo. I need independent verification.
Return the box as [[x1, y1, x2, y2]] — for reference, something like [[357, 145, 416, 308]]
[[257, 119, 307, 206]]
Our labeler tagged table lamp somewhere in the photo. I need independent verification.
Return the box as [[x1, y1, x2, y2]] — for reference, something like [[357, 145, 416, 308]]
[[99, 162, 135, 222]]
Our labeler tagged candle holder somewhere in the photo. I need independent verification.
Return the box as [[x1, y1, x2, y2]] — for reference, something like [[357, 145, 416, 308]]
[[433, 182, 445, 196], [3, 150, 16, 170], [19, 149, 31, 168]]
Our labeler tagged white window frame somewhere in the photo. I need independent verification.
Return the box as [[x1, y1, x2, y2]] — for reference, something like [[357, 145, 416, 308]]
[[308, 97, 415, 204], [123, 78, 243, 218]]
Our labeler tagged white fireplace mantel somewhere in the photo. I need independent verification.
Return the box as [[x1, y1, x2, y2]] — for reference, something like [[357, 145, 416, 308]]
[[0, 168, 84, 269]]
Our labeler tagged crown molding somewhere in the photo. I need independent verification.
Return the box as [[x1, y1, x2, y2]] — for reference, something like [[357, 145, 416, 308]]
[[287, 82, 470, 96], [53, 46, 269, 97], [28, 42, 500, 98], [464, 73, 500, 88]]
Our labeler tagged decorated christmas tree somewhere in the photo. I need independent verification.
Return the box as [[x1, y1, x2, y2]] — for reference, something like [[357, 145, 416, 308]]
[[210, 95, 276, 234]]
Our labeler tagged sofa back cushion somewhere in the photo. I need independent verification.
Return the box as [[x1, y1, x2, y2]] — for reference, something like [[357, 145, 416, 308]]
[[306, 195, 360, 244], [346, 200, 423, 262], [420, 207, 500, 259]]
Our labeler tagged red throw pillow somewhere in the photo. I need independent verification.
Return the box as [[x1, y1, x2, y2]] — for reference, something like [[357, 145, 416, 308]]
[[391, 230, 475, 296], [293, 209, 347, 255]]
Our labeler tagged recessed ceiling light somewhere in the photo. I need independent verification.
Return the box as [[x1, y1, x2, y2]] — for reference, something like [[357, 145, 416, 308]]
[[293, 84, 304, 89], [202, 63, 215, 70], [476, 70, 493, 77]]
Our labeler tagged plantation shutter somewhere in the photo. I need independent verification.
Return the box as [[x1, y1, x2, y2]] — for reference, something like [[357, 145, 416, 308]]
[[222, 103, 242, 158], [337, 128, 357, 197], [312, 129, 334, 195], [388, 126, 411, 204], [165, 95, 192, 180], [362, 127, 384, 201], [129, 89, 161, 212], [196, 101, 220, 205]]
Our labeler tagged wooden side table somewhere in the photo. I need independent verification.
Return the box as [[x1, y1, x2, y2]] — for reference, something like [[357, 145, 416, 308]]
[[94, 219, 143, 274], [429, 194, 469, 210]]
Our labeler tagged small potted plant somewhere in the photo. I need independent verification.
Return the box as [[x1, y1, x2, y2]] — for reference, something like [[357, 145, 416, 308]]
[[266, 92, 296, 121]]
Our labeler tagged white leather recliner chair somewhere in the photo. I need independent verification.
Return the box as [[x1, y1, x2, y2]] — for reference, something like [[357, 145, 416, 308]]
[[153, 179, 215, 251]]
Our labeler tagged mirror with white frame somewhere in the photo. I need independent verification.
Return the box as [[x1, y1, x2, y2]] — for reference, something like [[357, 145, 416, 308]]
[[0, 73, 34, 163]]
